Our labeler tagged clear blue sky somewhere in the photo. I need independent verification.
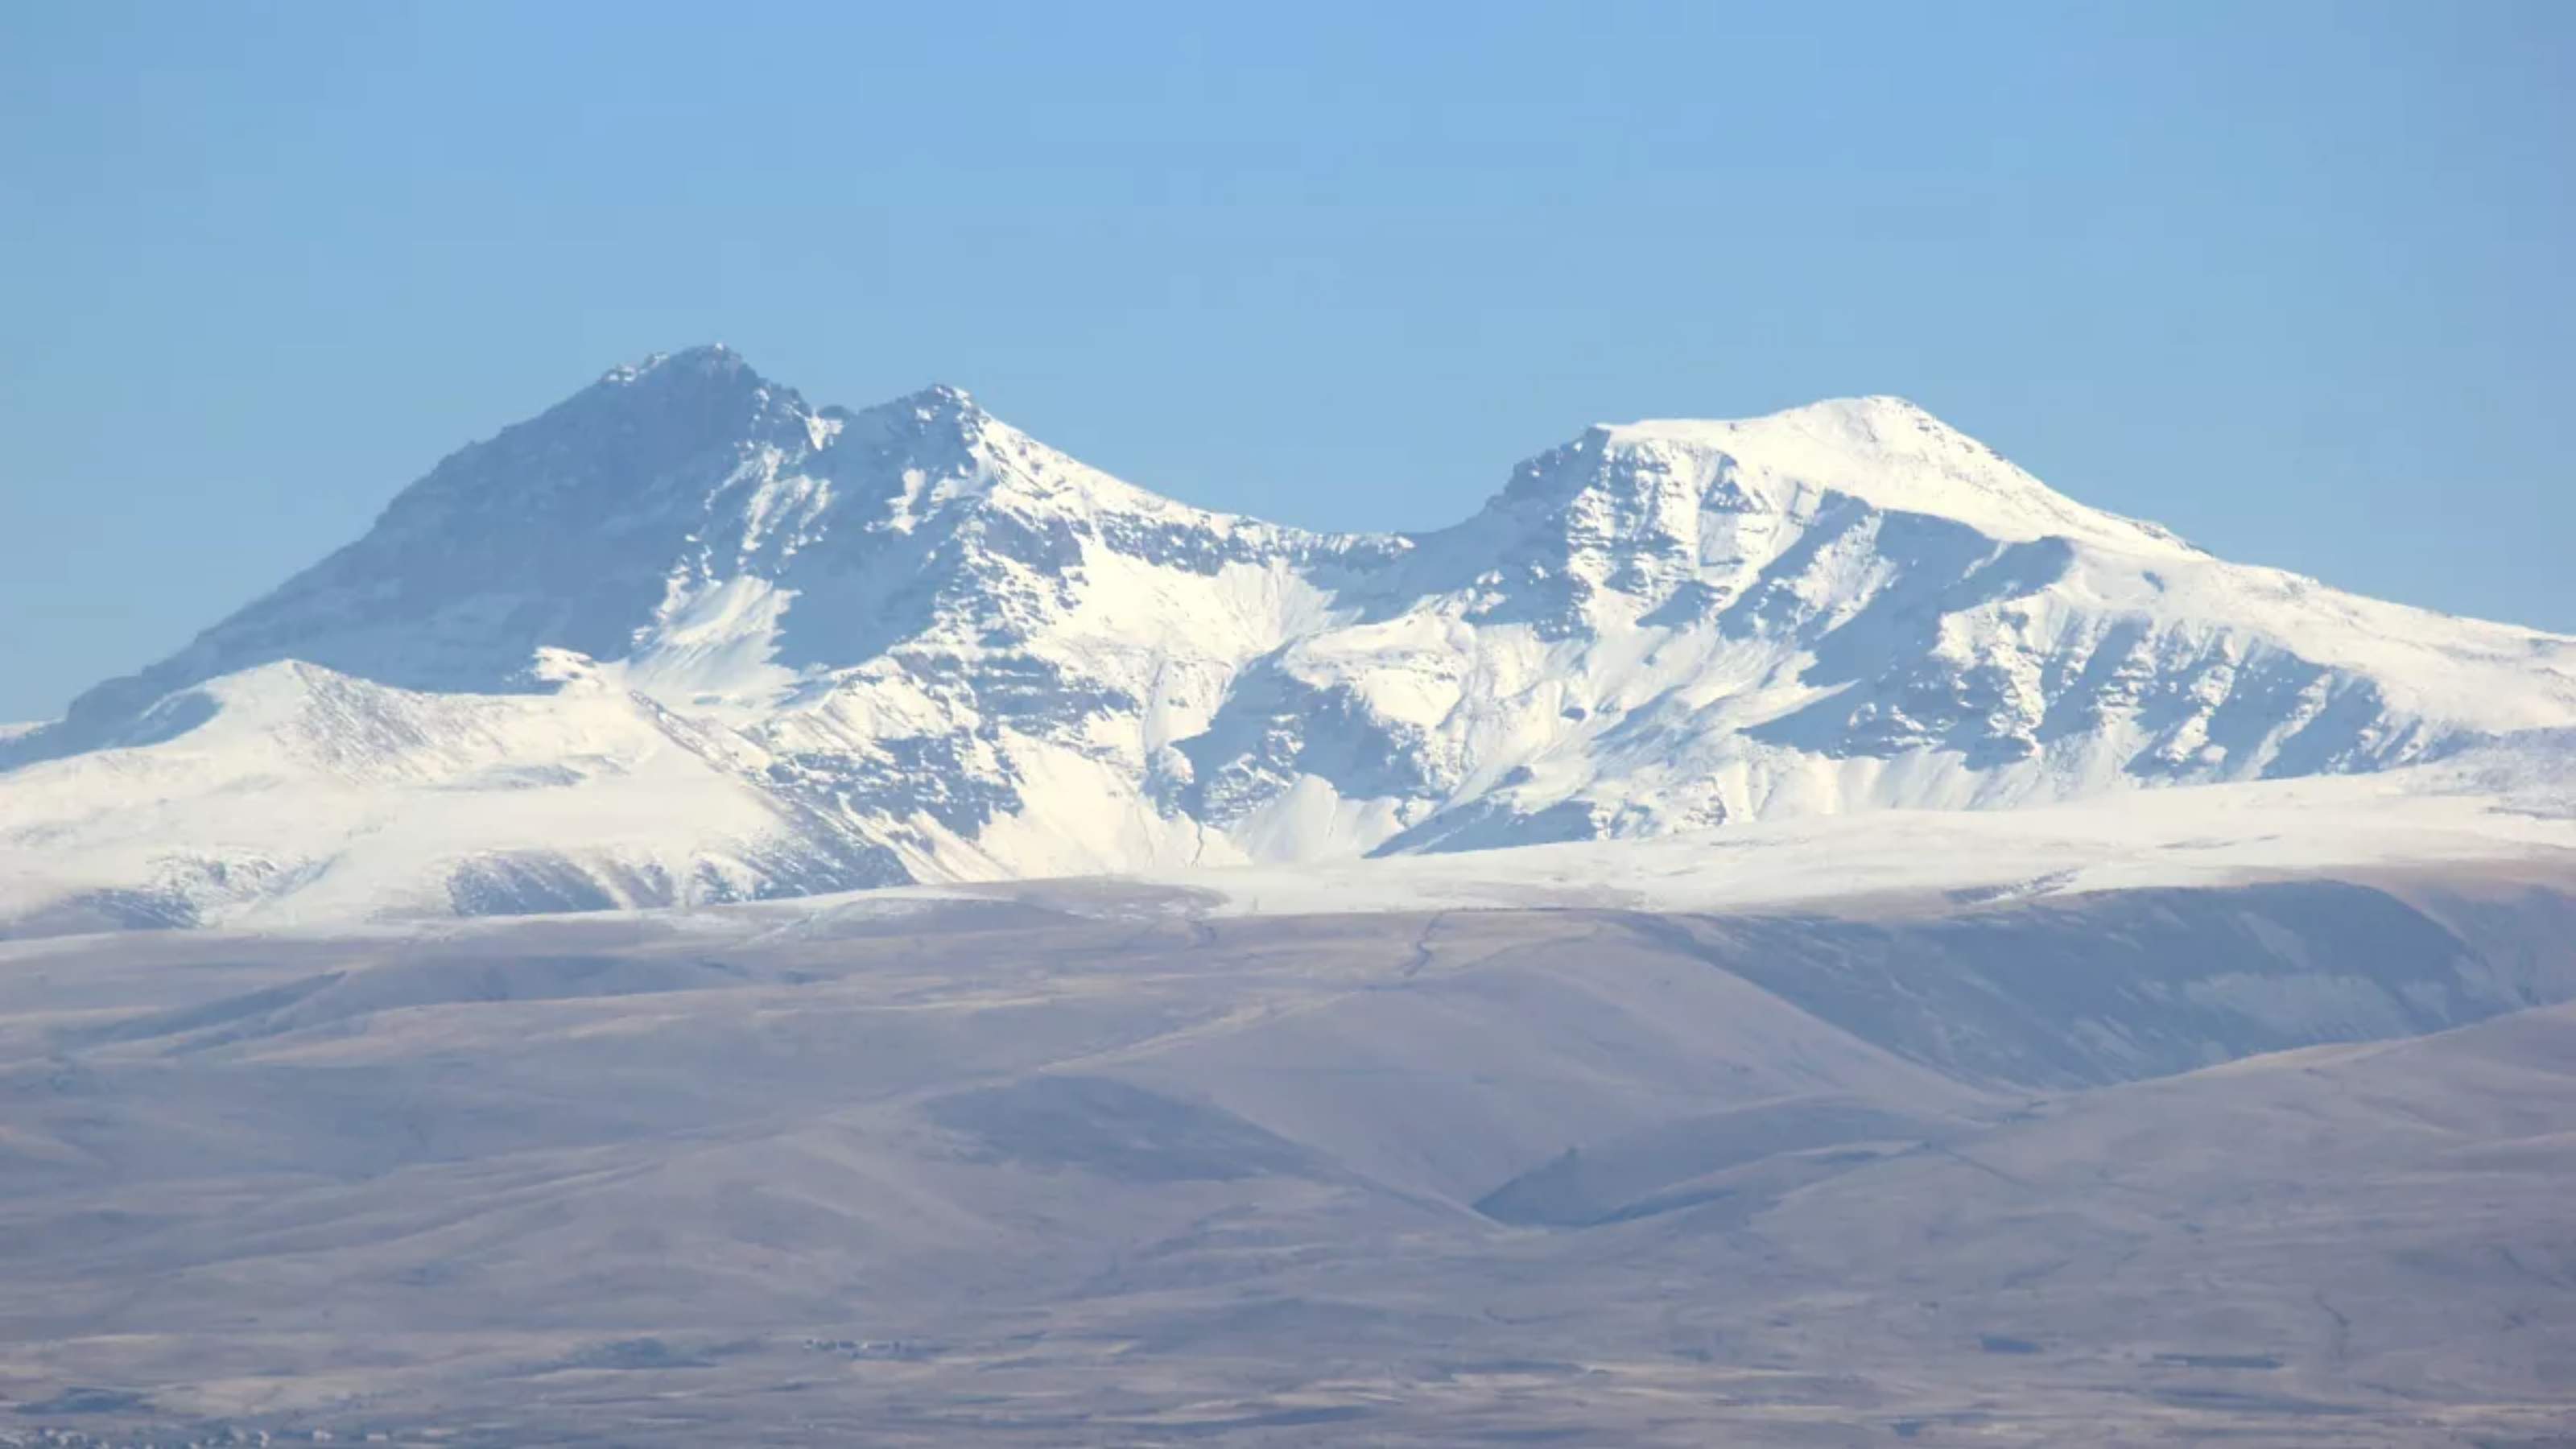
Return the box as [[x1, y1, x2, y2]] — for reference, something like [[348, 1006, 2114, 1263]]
[[2, 1, 2570, 722]]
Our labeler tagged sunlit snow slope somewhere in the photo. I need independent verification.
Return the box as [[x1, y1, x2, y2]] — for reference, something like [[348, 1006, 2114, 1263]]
[[4, 345, 2572, 931]]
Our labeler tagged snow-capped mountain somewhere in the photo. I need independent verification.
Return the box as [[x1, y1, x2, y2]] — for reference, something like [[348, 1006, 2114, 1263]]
[[6, 345, 2573, 931]]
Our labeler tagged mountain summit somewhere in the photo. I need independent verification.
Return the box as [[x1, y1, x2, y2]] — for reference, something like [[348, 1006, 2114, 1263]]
[[6, 349, 2574, 932]]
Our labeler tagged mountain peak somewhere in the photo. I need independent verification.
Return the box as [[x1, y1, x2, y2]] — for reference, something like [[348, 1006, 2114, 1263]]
[[875, 381, 988, 433], [1597, 394, 1977, 460], [600, 342, 754, 386], [1565, 396, 2196, 558], [546, 344, 803, 454], [902, 381, 976, 411], [12, 352, 2576, 928]]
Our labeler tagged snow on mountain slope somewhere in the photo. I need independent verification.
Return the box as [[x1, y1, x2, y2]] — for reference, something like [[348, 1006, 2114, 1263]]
[[1250, 398, 2576, 852], [1110, 739, 2576, 923], [3, 347, 2572, 931], [0, 658, 903, 933]]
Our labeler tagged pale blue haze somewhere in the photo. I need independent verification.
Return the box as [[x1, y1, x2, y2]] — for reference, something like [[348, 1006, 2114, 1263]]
[[1, 0, 2569, 721]]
